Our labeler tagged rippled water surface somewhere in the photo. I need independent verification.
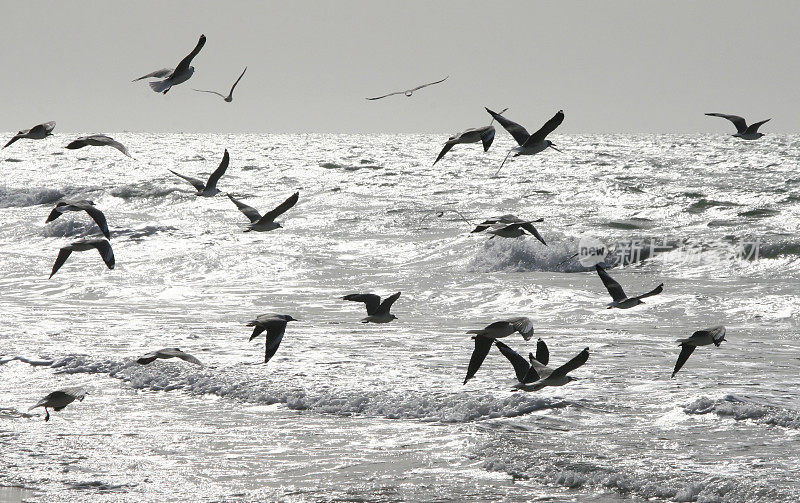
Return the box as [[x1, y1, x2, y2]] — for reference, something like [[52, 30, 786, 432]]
[[1, 133, 799, 502]]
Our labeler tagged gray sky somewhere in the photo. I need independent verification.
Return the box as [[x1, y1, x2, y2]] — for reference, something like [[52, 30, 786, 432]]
[[2, 1, 798, 134]]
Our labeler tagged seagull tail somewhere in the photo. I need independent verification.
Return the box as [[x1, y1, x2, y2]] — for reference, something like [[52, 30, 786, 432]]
[[149, 79, 172, 94]]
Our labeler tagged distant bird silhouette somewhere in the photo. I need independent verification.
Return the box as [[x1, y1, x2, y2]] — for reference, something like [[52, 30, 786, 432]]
[[463, 317, 534, 384], [194, 66, 247, 102], [705, 113, 770, 140], [29, 387, 86, 421], [485, 108, 564, 175], [65, 134, 132, 158], [595, 264, 662, 309], [366, 76, 448, 100], [246, 314, 298, 364], [169, 149, 229, 196], [342, 292, 401, 323], [49, 238, 115, 278], [45, 200, 110, 239], [137, 348, 203, 366], [471, 214, 547, 245], [496, 340, 589, 391], [228, 191, 299, 231], [3, 121, 55, 149], [672, 326, 726, 378], [135, 34, 206, 94]]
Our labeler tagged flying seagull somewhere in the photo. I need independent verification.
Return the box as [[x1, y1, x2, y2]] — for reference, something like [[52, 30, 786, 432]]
[[705, 113, 771, 140], [29, 387, 87, 421], [595, 264, 663, 309], [228, 191, 299, 231], [49, 238, 115, 278], [134, 34, 206, 94], [366, 76, 448, 100], [496, 339, 589, 391], [485, 108, 564, 175], [169, 149, 229, 196], [246, 314, 298, 364], [342, 292, 401, 323], [137, 348, 203, 366], [463, 317, 534, 384], [471, 214, 546, 245], [45, 200, 110, 239], [65, 134, 132, 158], [433, 126, 496, 165], [672, 326, 726, 378], [193, 66, 247, 102], [3, 121, 56, 149]]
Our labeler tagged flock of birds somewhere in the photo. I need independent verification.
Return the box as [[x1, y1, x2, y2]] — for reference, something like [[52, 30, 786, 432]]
[[4, 34, 760, 421]]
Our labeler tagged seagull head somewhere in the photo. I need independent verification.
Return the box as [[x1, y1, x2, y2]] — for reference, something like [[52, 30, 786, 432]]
[[389, 314, 398, 321], [285, 315, 299, 322]]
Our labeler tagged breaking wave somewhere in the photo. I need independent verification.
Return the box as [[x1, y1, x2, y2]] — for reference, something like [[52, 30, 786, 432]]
[[683, 395, 800, 429]]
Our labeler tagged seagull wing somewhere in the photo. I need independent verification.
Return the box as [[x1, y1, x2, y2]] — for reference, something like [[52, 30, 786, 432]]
[[595, 264, 628, 302], [229, 66, 247, 95], [257, 192, 299, 224], [494, 340, 530, 383], [520, 221, 547, 246], [634, 283, 663, 300], [433, 140, 456, 165], [672, 344, 695, 378], [174, 34, 206, 76], [249, 324, 266, 341], [524, 110, 565, 146], [157, 348, 203, 366], [484, 107, 530, 146], [91, 240, 115, 269], [342, 293, 381, 315], [2, 135, 21, 149], [480, 126, 495, 152], [133, 68, 174, 81], [366, 90, 405, 100], [193, 89, 227, 99], [549, 347, 590, 380], [49, 248, 73, 278], [705, 113, 747, 133], [509, 316, 534, 341], [105, 138, 132, 158], [136, 351, 160, 364], [409, 75, 448, 92], [536, 338, 550, 366], [45, 204, 67, 223], [464, 336, 493, 384], [169, 170, 206, 192], [81, 205, 110, 239], [205, 149, 229, 190], [263, 323, 286, 364], [65, 137, 89, 149], [376, 291, 401, 315], [745, 118, 770, 134], [227, 194, 262, 223]]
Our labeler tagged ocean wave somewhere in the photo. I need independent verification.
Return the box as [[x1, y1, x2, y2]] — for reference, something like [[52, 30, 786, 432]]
[[41, 218, 100, 238], [683, 395, 800, 429], [109, 182, 183, 199], [0, 186, 69, 208], [320, 162, 382, 171], [686, 198, 740, 214]]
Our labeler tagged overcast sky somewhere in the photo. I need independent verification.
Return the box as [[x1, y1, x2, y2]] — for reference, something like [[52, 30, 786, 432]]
[[2, 1, 797, 134]]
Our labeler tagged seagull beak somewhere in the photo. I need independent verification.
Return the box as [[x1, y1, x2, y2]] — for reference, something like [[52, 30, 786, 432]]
[[549, 144, 562, 153]]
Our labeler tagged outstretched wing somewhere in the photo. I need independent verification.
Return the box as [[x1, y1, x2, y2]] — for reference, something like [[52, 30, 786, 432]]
[[464, 336, 493, 384], [193, 89, 226, 99], [484, 107, 530, 146], [745, 118, 770, 134], [2, 134, 21, 149], [227, 194, 262, 223], [65, 138, 89, 150], [342, 293, 381, 315], [263, 324, 286, 364], [672, 344, 695, 378], [480, 126, 495, 152], [366, 90, 404, 100], [82, 205, 110, 239], [494, 340, 530, 383], [595, 264, 627, 302], [549, 348, 589, 380], [49, 248, 73, 278], [376, 291, 401, 315], [205, 149, 229, 190], [136, 352, 159, 365], [705, 113, 747, 133], [133, 68, 174, 81], [257, 192, 299, 224], [635, 283, 663, 301], [229, 66, 247, 95], [91, 240, 115, 269], [410, 75, 448, 92], [169, 170, 206, 192], [520, 221, 547, 246], [174, 34, 206, 76], [535, 338, 549, 366], [158, 348, 203, 366], [433, 140, 455, 165], [106, 138, 132, 158], [509, 316, 534, 341], [524, 110, 564, 146]]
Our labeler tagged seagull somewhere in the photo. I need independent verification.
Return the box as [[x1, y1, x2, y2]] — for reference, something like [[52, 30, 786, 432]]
[[137, 348, 203, 366], [496, 340, 589, 391], [246, 314, 298, 364], [672, 326, 726, 378], [45, 200, 110, 239], [463, 317, 534, 384], [193, 66, 247, 102], [134, 34, 206, 94], [485, 108, 564, 175], [169, 149, 229, 196], [49, 238, 115, 278], [366, 76, 448, 100], [3, 121, 56, 149], [433, 126, 496, 165], [227, 192, 299, 231], [341, 292, 401, 323], [705, 113, 771, 140], [595, 264, 663, 309], [29, 387, 86, 421], [65, 134, 132, 158], [471, 214, 546, 245]]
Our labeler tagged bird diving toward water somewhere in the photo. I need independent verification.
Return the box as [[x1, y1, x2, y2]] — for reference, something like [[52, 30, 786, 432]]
[[342, 292, 401, 323], [228, 192, 299, 231], [705, 113, 771, 140], [495, 339, 589, 391], [169, 149, 229, 196], [3, 121, 55, 149], [485, 108, 564, 175], [463, 317, 534, 384], [29, 387, 87, 421], [471, 214, 547, 245], [49, 238, 115, 278], [672, 326, 726, 378], [137, 348, 203, 366], [366, 76, 448, 100], [65, 134, 132, 158], [246, 314, 298, 364], [45, 200, 110, 239], [134, 34, 206, 94], [432, 108, 508, 165], [595, 264, 663, 309], [193, 66, 247, 102]]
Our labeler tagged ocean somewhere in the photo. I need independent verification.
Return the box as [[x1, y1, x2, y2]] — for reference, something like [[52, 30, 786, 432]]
[[0, 132, 798, 502]]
